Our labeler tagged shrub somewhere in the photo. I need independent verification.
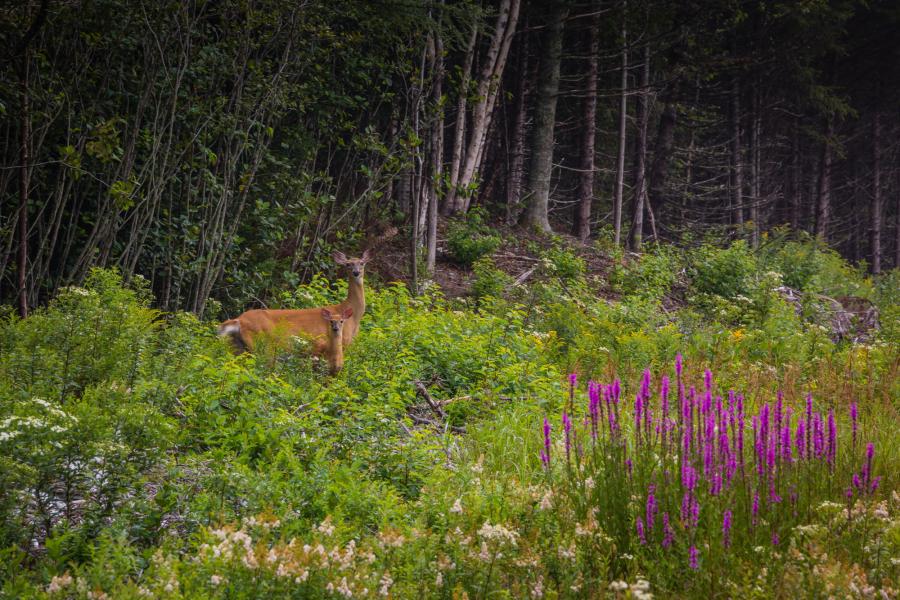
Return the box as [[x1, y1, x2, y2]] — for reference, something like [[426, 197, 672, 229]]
[[611, 246, 679, 301], [445, 208, 503, 266], [471, 257, 514, 300]]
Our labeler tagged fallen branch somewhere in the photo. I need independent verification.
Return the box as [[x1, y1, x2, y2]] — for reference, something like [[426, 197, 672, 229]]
[[415, 380, 446, 420]]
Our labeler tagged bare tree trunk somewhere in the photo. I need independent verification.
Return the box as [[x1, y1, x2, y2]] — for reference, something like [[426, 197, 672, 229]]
[[446, 0, 521, 215], [647, 98, 677, 235], [790, 124, 801, 232], [573, 6, 599, 241], [426, 29, 444, 275], [613, 1, 628, 246], [814, 117, 833, 241], [505, 28, 529, 225], [444, 25, 477, 215], [749, 86, 760, 248], [17, 49, 31, 318], [523, 1, 566, 233], [730, 75, 744, 230], [627, 44, 649, 250], [870, 109, 882, 273]]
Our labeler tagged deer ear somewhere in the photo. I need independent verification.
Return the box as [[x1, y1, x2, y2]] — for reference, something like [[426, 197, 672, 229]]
[[360, 248, 373, 263], [321, 308, 332, 320], [342, 307, 353, 319], [332, 251, 348, 265]]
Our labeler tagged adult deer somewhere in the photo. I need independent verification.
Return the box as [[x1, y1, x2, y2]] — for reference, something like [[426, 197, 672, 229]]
[[218, 249, 372, 353]]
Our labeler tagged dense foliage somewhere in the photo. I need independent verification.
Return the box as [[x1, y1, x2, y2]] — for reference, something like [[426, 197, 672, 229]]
[[0, 237, 897, 598]]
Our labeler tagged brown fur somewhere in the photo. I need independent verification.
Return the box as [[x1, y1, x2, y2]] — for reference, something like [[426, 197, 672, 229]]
[[218, 250, 372, 362]]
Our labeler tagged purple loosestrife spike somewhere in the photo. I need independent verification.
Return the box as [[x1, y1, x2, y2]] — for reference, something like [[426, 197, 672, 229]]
[[646, 486, 657, 532], [540, 450, 549, 468], [852, 472, 862, 493], [689, 545, 699, 570], [827, 410, 836, 468], [722, 509, 733, 548], [806, 393, 813, 460], [704, 369, 713, 393], [771, 532, 779, 546], [814, 413, 825, 459], [569, 373, 577, 388], [612, 379, 621, 404], [796, 419, 805, 460], [563, 412, 572, 464], [661, 376, 670, 452], [850, 403, 858, 449], [543, 418, 552, 468], [781, 423, 792, 463], [634, 395, 643, 445], [637, 517, 647, 545], [675, 353, 683, 377], [752, 490, 760, 527], [863, 442, 875, 489], [662, 512, 674, 548], [625, 458, 633, 478], [870, 476, 881, 494], [641, 369, 651, 401]]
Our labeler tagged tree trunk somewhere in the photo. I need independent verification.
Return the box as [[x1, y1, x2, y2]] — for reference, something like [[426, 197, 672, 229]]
[[647, 98, 677, 235], [446, 0, 521, 215], [613, 1, 628, 246], [749, 86, 760, 248], [426, 30, 444, 275], [17, 48, 31, 318], [870, 109, 882, 274], [730, 75, 743, 230], [790, 124, 801, 232], [505, 27, 529, 225], [573, 6, 599, 241], [523, 1, 566, 233], [444, 25, 477, 215], [814, 117, 833, 241], [627, 44, 649, 250]]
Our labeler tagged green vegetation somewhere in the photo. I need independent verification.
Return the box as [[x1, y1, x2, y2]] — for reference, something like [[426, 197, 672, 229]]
[[1, 239, 898, 598]]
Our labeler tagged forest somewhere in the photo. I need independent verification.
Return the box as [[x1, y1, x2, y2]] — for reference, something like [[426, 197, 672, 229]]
[[1, 0, 899, 598]]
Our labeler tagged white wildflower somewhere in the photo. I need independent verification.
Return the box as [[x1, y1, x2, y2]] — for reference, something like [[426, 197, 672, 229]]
[[450, 498, 463, 514], [609, 580, 629, 592], [378, 572, 393, 596], [210, 575, 224, 586], [47, 573, 73, 593]]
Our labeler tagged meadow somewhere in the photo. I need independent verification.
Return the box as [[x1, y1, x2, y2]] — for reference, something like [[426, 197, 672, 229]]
[[1, 235, 898, 599]]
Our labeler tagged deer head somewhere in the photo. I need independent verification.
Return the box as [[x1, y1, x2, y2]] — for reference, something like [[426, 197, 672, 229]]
[[332, 249, 372, 285], [321, 307, 353, 336]]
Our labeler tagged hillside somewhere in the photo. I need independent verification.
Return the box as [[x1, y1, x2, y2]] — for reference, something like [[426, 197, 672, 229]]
[[1, 237, 898, 598]]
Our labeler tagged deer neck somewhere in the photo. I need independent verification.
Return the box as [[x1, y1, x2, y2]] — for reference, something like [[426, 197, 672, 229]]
[[346, 276, 365, 317], [328, 332, 344, 372]]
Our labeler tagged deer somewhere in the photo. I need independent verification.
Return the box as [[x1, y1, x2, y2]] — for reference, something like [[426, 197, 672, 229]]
[[218, 249, 372, 354], [319, 307, 352, 374]]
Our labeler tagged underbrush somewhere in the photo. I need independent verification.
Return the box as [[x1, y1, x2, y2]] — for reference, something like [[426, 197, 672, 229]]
[[0, 234, 897, 598]]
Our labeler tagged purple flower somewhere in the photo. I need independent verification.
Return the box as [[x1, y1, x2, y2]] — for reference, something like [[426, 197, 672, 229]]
[[641, 369, 651, 401], [806, 393, 813, 460], [771, 532, 779, 546], [636, 517, 647, 545], [569, 373, 577, 388], [542, 417, 552, 468], [722, 509, 733, 548], [646, 486, 657, 532], [689, 545, 699, 570], [826, 410, 836, 468], [562, 412, 572, 463], [704, 369, 713, 393], [752, 490, 760, 526], [796, 419, 805, 460], [850, 402, 858, 448], [870, 476, 881, 494], [662, 512, 674, 548]]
